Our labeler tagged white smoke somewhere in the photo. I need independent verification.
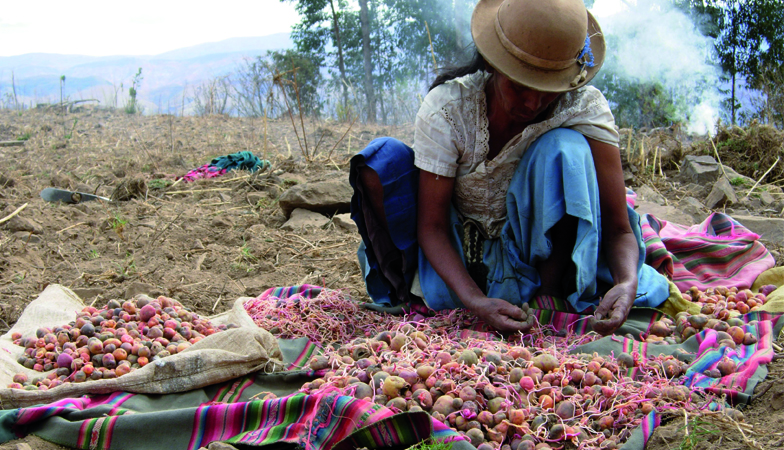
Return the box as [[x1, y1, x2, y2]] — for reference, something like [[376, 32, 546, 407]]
[[590, 0, 722, 134]]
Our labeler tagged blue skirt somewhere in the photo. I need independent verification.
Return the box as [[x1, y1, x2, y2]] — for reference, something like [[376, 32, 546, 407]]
[[349, 129, 670, 312]]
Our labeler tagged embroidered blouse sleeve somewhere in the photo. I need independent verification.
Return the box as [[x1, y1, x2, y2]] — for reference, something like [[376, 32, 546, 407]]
[[413, 88, 461, 178], [562, 87, 620, 147]]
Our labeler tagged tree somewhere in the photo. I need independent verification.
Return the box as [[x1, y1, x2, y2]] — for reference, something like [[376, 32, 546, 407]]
[[284, 0, 350, 115], [358, 0, 376, 122], [232, 57, 276, 118], [269, 49, 323, 117], [676, 0, 784, 124]]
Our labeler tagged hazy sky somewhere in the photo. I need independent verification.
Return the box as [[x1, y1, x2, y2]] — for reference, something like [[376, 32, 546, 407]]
[[0, 0, 301, 57], [0, 0, 624, 57]]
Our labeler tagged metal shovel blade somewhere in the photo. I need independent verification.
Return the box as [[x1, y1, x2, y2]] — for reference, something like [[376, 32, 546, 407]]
[[40, 187, 111, 204]]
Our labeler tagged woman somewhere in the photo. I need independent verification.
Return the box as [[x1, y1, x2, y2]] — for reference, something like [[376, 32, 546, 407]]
[[349, 0, 670, 335]]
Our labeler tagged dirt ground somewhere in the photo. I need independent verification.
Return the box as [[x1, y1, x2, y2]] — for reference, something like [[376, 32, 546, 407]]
[[0, 107, 781, 449]]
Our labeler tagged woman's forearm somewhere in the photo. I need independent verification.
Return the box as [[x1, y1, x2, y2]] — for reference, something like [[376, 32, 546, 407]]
[[418, 225, 485, 309], [603, 229, 639, 288]]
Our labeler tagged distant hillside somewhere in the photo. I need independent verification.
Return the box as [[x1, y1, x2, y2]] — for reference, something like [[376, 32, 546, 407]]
[[0, 33, 293, 112], [152, 34, 293, 60]]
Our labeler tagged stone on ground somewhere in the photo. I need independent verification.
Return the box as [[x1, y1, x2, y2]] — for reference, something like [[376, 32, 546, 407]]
[[705, 176, 738, 209], [680, 155, 721, 184], [332, 213, 358, 232], [278, 179, 352, 217], [281, 208, 330, 231]]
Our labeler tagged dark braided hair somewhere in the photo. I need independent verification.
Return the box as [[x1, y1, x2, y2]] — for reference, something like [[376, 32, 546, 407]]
[[429, 48, 487, 92]]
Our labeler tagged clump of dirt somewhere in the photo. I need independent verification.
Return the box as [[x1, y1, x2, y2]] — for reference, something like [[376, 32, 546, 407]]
[[111, 177, 148, 201]]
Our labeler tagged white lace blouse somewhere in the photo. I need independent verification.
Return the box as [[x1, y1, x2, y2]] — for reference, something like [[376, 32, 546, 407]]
[[413, 71, 620, 238]]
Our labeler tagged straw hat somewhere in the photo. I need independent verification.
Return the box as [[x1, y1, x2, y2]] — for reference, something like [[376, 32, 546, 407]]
[[471, 0, 605, 92]]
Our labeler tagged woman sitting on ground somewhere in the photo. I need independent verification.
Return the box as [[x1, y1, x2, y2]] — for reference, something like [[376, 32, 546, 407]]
[[349, 0, 669, 335]]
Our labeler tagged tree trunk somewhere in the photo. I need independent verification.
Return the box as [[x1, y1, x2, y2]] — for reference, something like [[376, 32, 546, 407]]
[[359, 0, 376, 123], [454, 0, 468, 52], [731, 69, 737, 125], [329, 0, 349, 114]]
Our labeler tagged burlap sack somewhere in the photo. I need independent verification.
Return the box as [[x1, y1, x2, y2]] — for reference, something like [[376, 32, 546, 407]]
[[0, 284, 282, 409]]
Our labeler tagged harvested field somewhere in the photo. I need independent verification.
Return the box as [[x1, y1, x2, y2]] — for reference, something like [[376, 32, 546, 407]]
[[0, 107, 782, 450]]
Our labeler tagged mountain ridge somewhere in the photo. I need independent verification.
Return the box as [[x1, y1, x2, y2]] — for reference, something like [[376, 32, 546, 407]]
[[0, 33, 293, 111]]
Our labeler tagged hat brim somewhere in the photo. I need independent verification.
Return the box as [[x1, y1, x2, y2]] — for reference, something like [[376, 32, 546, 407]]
[[471, 0, 605, 93]]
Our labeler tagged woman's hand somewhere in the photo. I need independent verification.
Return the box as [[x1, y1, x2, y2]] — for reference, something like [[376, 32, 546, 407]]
[[591, 281, 636, 335], [469, 296, 532, 334]]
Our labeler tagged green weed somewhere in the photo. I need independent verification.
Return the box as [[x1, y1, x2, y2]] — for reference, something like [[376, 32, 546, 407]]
[[238, 242, 258, 263], [16, 132, 30, 141], [88, 249, 100, 259], [230, 262, 254, 273], [405, 439, 453, 450], [148, 179, 172, 190], [65, 118, 78, 140], [729, 176, 751, 186], [109, 212, 127, 239], [114, 257, 137, 277], [677, 417, 721, 450]]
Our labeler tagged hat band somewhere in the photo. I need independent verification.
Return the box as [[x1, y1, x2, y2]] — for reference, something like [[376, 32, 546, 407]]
[[494, 12, 577, 71]]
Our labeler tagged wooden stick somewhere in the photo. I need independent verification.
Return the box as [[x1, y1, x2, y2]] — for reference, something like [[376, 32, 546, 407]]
[[285, 233, 316, 248], [327, 115, 358, 160], [708, 134, 729, 180], [57, 222, 89, 233], [0, 203, 27, 224], [0, 141, 25, 147], [288, 242, 351, 259], [652, 146, 660, 177], [744, 155, 780, 200], [218, 174, 250, 183]]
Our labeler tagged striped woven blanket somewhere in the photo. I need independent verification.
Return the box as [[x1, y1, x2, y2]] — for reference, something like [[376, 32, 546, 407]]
[[637, 206, 774, 292]]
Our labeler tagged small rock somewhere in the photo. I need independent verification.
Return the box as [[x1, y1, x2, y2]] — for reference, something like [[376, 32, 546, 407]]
[[635, 185, 667, 206], [243, 224, 267, 241], [280, 208, 330, 231], [680, 197, 707, 223], [333, 213, 358, 232], [124, 282, 162, 299], [15, 443, 33, 450], [759, 190, 776, 206], [680, 155, 720, 184], [218, 192, 232, 203], [12, 232, 42, 244], [704, 176, 738, 209], [682, 183, 707, 198], [740, 196, 762, 211], [4, 215, 43, 234], [192, 239, 205, 250], [681, 196, 705, 210], [210, 216, 233, 228], [247, 192, 266, 206], [723, 166, 755, 186]]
